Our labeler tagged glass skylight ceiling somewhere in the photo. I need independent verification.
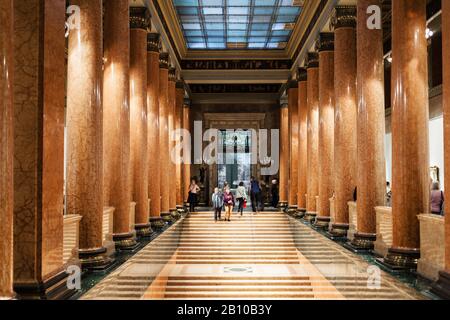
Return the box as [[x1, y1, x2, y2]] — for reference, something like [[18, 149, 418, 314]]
[[173, 0, 303, 50]]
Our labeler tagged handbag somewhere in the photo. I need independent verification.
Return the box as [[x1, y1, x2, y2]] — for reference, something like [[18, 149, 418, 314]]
[[243, 199, 247, 209]]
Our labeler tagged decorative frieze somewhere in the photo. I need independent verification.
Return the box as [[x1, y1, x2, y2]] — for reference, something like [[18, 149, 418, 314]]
[[316, 32, 335, 52], [129, 7, 151, 30], [159, 52, 169, 69], [330, 6, 357, 30], [189, 83, 282, 94], [147, 33, 160, 52], [306, 52, 319, 69]]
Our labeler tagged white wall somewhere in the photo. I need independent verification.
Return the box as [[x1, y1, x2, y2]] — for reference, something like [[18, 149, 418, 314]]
[[384, 115, 444, 190]]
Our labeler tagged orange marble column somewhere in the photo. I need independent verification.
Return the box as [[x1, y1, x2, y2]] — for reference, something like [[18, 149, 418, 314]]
[[182, 101, 191, 207], [432, 0, 450, 298], [279, 101, 289, 209], [159, 53, 171, 217], [129, 8, 152, 237], [168, 67, 177, 212], [103, 0, 136, 250], [176, 82, 185, 206], [13, 0, 69, 299], [383, 0, 429, 269], [305, 52, 320, 222], [0, 0, 14, 299], [330, 6, 357, 237], [66, 0, 112, 269], [288, 80, 299, 210], [297, 68, 308, 214], [351, 0, 386, 250], [146, 33, 163, 229], [315, 33, 335, 230]]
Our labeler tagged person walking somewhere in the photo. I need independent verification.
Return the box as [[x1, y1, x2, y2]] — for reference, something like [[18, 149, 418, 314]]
[[188, 179, 200, 213], [223, 188, 235, 222], [431, 182, 444, 215], [212, 187, 223, 221], [236, 182, 247, 216], [250, 176, 262, 214]]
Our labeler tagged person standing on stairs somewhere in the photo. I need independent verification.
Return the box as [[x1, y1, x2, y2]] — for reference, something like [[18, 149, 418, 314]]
[[212, 187, 223, 221], [236, 182, 247, 216], [223, 187, 235, 222], [188, 179, 201, 213]]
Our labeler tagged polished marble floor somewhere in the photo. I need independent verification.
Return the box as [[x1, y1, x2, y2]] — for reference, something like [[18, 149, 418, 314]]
[[82, 211, 426, 300]]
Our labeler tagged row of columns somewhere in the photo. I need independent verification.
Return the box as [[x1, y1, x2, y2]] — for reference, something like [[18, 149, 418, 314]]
[[0, 0, 189, 299], [280, 0, 447, 275]]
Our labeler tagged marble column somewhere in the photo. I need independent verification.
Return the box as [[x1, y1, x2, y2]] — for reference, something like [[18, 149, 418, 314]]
[[351, 0, 386, 250], [0, 0, 14, 299], [129, 7, 152, 237], [66, 0, 112, 269], [382, 0, 429, 269], [330, 6, 357, 237], [315, 33, 335, 230], [168, 67, 177, 212], [432, 0, 450, 298], [279, 100, 289, 209], [103, 0, 136, 250], [305, 52, 320, 222], [146, 33, 163, 229], [13, 0, 70, 299], [176, 82, 185, 207], [159, 53, 171, 218], [297, 68, 308, 214], [182, 101, 191, 208], [288, 80, 299, 211]]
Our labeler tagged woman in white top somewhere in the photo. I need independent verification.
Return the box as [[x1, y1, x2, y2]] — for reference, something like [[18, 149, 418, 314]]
[[235, 182, 247, 216]]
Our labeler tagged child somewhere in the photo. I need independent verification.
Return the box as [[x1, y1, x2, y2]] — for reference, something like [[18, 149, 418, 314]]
[[212, 187, 223, 221]]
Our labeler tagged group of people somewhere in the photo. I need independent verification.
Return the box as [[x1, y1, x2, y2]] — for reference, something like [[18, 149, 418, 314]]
[[211, 177, 265, 222]]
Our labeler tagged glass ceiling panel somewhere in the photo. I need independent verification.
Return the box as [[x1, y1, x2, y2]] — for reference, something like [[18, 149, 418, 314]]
[[173, 0, 303, 50]]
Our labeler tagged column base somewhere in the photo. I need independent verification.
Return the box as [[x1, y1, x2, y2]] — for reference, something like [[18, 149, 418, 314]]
[[135, 223, 154, 238], [328, 223, 349, 239], [113, 232, 138, 251], [303, 212, 317, 224], [286, 205, 298, 215], [278, 201, 288, 212], [431, 271, 450, 300], [79, 247, 115, 271], [14, 270, 77, 300], [161, 212, 174, 223], [313, 216, 330, 230], [344, 232, 376, 252], [376, 247, 420, 271], [170, 208, 182, 220], [150, 216, 165, 230], [176, 205, 187, 214]]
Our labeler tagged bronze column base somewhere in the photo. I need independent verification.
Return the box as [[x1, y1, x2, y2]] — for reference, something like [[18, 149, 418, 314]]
[[313, 216, 330, 230], [79, 247, 115, 271], [329, 223, 349, 238], [161, 211, 174, 223], [346, 232, 376, 251], [303, 212, 317, 224], [170, 208, 182, 220], [150, 216, 165, 230], [135, 223, 154, 238], [287, 205, 298, 215], [14, 270, 77, 300], [113, 232, 138, 251], [278, 201, 288, 212], [431, 271, 450, 300], [378, 247, 420, 271]]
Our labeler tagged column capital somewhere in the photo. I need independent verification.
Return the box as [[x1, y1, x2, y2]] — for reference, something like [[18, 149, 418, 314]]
[[183, 98, 191, 108], [176, 80, 185, 89], [147, 33, 160, 52], [331, 6, 357, 30], [316, 32, 335, 52], [130, 7, 151, 31], [297, 67, 308, 82], [159, 52, 169, 69], [169, 67, 177, 82], [280, 96, 289, 108], [306, 52, 319, 69], [286, 79, 298, 90]]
